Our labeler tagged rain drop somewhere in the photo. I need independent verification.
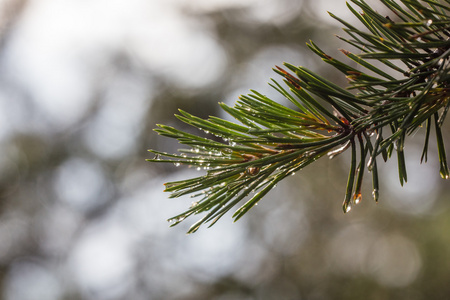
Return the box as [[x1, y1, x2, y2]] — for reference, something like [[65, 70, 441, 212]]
[[222, 148, 232, 154], [367, 157, 373, 171], [246, 166, 260, 176], [367, 129, 376, 137], [344, 201, 352, 213], [327, 141, 350, 159], [354, 193, 362, 204], [174, 162, 181, 167], [426, 19, 433, 27], [304, 151, 316, 158], [372, 189, 379, 203]]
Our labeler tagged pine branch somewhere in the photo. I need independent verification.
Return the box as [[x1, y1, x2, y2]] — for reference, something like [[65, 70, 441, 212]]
[[148, 0, 450, 233]]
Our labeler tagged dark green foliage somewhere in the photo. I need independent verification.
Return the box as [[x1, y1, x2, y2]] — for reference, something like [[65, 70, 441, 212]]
[[148, 0, 450, 233]]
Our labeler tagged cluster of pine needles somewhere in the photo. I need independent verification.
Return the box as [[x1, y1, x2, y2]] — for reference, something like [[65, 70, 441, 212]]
[[148, 0, 450, 233]]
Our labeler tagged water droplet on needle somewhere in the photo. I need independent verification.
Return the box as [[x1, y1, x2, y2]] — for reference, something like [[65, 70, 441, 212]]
[[345, 202, 352, 213], [245, 166, 260, 176], [353, 193, 362, 204]]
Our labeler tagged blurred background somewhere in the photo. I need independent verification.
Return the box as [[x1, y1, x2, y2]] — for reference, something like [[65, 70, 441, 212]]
[[1, 0, 450, 299]]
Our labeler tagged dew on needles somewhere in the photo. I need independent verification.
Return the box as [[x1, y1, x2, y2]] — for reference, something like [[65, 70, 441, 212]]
[[354, 193, 362, 205], [149, 0, 450, 232], [245, 166, 260, 176], [367, 157, 374, 171], [327, 141, 351, 160], [372, 189, 379, 203], [344, 201, 352, 213]]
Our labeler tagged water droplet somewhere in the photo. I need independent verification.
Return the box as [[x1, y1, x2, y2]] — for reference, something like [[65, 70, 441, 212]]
[[327, 141, 350, 159], [174, 162, 181, 167], [153, 154, 161, 160], [372, 189, 379, 203], [304, 151, 315, 157], [194, 148, 200, 153], [291, 172, 296, 176], [246, 166, 260, 176], [426, 19, 433, 27], [190, 201, 199, 208], [222, 148, 232, 154], [344, 201, 352, 213], [196, 167, 202, 171], [353, 193, 362, 204], [367, 157, 373, 171]]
